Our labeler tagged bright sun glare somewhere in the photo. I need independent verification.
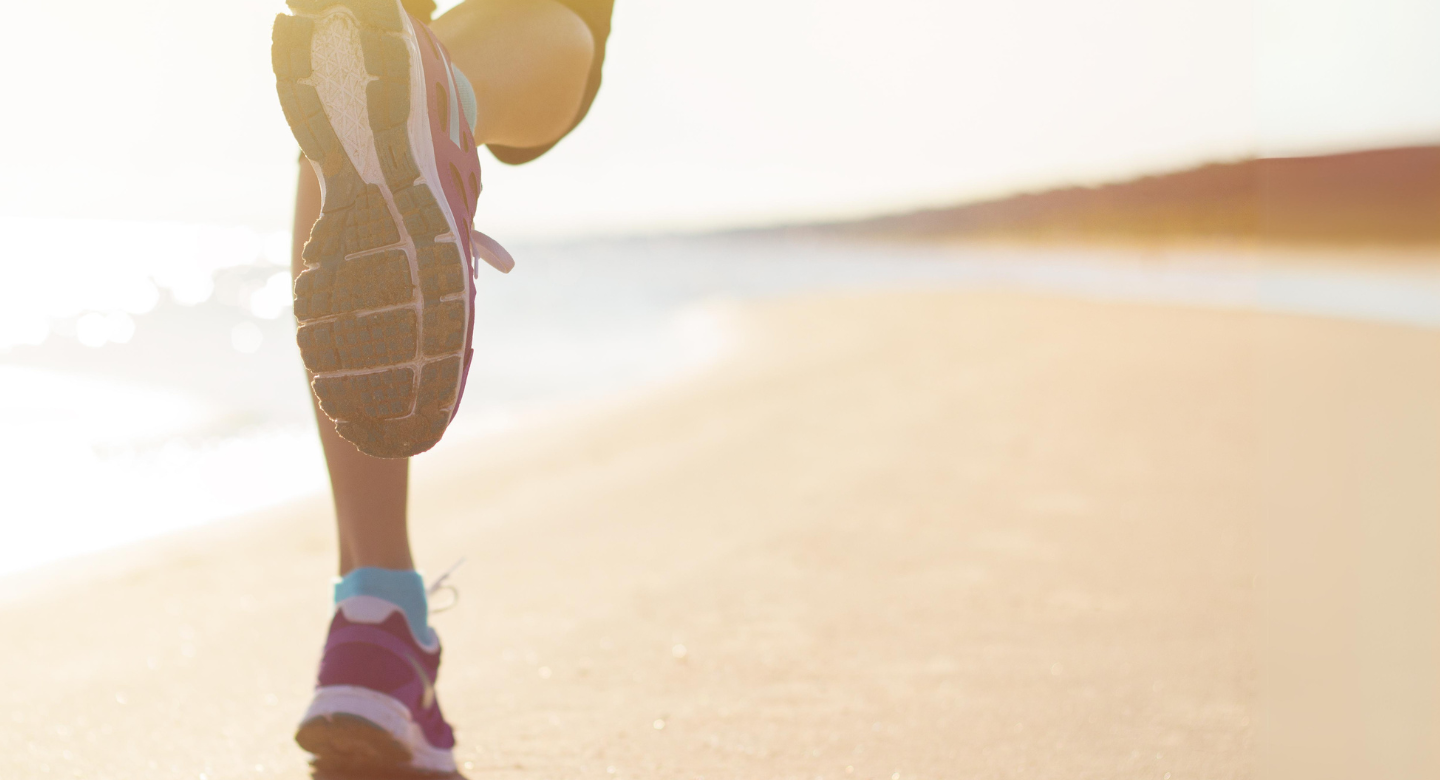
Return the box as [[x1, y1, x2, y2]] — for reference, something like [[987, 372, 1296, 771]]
[[1, 0, 1435, 238]]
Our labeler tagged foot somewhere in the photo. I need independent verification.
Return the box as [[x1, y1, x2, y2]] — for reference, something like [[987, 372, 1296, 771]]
[[273, 0, 499, 458], [296, 596, 457, 775]]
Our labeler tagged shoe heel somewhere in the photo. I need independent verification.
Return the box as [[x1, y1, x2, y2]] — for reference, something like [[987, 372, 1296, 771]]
[[298, 685, 455, 773]]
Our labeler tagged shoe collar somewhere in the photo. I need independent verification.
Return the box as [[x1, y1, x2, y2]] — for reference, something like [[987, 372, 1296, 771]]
[[336, 595, 439, 652]]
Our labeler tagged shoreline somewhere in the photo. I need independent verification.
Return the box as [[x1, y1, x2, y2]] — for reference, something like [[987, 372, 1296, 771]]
[[7, 237, 1440, 581]]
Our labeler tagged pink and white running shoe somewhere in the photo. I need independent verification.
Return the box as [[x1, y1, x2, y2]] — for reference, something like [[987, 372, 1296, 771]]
[[273, 0, 511, 458], [298, 596, 457, 775]]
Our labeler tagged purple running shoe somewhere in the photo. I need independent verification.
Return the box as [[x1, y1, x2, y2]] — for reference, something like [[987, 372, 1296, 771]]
[[297, 595, 457, 775], [273, 0, 512, 459]]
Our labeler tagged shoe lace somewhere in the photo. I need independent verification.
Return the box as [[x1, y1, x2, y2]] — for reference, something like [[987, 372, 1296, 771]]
[[426, 557, 466, 614], [472, 229, 514, 275]]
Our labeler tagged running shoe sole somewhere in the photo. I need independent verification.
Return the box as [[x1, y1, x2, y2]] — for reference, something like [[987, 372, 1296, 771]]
[[273, 0, 475, 458], [298, 687, 456, 775], [298, 714, 413, 774]]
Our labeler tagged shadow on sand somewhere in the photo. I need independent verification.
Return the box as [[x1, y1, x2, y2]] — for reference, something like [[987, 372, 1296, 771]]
[[311, 768, 469, 779]]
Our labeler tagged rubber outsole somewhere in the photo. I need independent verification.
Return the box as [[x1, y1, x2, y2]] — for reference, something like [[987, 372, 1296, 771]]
[[298, 713, 462, 777], [273, 0, 470, 458]]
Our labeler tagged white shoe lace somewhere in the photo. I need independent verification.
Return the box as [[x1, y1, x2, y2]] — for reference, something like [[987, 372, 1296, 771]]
[[472, 229, 514, 275], [426, 557, 466, 614]]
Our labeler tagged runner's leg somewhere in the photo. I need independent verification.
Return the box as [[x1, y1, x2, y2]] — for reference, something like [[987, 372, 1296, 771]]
[[289, 0, 601, 578], [291, 166, 413, 576], [283, 0, 612, 769], [434, 0, 596, 149]]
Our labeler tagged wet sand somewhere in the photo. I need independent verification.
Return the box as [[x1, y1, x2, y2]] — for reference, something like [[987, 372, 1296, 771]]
[[2, 290, 1437, 779]]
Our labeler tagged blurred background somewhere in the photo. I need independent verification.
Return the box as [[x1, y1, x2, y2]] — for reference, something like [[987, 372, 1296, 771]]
[[1, 0, 1439, 777], [4, 0, 1437, 572]]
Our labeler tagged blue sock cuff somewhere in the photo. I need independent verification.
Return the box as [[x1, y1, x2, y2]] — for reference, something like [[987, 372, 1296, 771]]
[[334, 567, 430, 645]]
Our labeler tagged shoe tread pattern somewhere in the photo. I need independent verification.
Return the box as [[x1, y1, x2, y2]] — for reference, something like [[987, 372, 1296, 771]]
[[273, 0, 471, 458], [297, 713, 448, 777]]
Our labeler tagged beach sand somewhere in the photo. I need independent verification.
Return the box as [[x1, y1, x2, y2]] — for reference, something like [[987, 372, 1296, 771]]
[[2, 290, 1437, 779]]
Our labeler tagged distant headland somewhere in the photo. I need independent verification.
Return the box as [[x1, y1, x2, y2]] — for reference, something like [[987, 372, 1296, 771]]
[[767, 145, 1440, 245]]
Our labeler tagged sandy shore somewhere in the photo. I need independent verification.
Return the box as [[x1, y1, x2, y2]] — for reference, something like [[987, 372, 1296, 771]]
[[2, 290, 1437, 779]]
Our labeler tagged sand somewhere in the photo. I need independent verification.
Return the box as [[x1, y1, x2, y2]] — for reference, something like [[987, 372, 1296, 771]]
[[2, 290, 1437, 779]]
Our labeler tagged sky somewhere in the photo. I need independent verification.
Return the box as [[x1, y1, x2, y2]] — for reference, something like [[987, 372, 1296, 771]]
[[1, 0, 1436, 239]]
